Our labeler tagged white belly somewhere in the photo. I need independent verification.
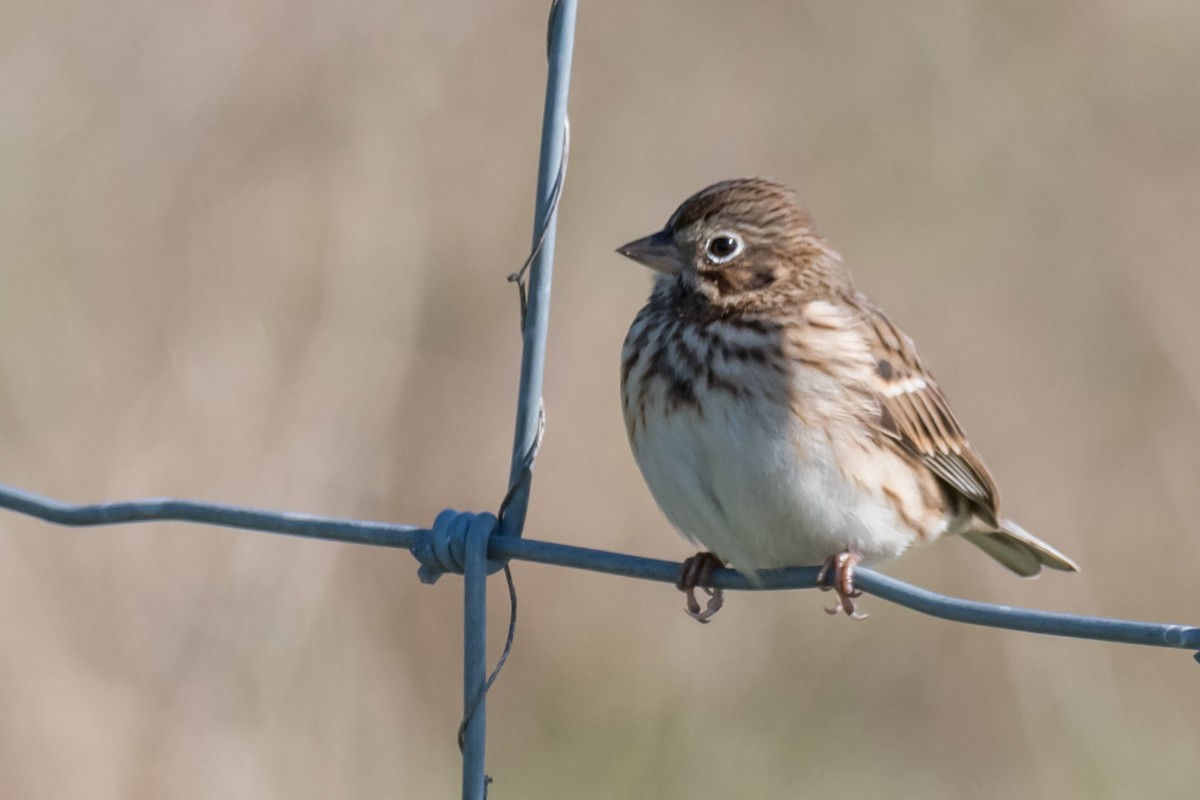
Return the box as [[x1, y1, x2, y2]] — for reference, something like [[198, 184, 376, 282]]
[[630, 388, 924, 572]]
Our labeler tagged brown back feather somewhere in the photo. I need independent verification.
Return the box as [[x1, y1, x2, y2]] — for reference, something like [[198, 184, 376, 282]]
[[848, 292, 1001, 522]]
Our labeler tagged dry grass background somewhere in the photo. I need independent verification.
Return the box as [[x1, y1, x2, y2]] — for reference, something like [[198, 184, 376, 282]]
[[1, 1, 1199, 797]]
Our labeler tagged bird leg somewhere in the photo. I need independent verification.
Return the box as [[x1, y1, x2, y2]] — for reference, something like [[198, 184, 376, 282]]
[[817, 550, 867, 619], [677, 552, 725, 623]]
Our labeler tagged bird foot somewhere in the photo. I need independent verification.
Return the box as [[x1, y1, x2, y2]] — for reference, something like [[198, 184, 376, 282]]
[[817, 551, 867, 619], [677, 552, 725, 623]]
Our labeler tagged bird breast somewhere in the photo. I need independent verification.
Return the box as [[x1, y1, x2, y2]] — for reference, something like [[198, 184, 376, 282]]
[[621, 300, 944, 571]]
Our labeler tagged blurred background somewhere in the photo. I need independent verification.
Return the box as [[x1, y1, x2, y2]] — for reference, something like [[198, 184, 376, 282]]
[[1, 1, 1198, 797]]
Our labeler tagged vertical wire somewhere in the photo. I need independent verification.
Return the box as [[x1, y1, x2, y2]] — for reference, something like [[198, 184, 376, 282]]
[[459, 3, 578, 794], [499, 0, 578, 541], [461, 518, 491, 800]]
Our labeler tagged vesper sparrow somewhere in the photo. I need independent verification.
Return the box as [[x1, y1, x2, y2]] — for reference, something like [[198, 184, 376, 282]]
[[618, 178, 1078, 622]]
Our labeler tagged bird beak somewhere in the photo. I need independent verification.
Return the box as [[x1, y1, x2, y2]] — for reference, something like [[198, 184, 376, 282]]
[[616, 229, 682, 274]]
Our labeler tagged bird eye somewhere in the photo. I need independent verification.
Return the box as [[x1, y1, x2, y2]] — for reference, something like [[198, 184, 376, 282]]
[[705, 233, 743, 264]]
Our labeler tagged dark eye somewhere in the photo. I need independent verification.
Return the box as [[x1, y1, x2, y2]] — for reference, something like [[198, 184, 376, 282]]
[[705, 233, 743, 264]]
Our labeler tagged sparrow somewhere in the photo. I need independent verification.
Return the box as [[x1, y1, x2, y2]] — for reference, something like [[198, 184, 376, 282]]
[[617, 178, 1078, 622]]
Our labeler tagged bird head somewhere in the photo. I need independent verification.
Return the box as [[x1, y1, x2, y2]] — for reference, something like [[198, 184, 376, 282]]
[[616, 178, 843, 307]]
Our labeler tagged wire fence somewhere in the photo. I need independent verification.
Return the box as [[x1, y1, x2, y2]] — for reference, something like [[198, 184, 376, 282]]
[[1, 2, 1198, 798]]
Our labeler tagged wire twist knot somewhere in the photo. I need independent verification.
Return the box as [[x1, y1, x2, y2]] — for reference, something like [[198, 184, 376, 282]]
[[414, 510, 503, 584]]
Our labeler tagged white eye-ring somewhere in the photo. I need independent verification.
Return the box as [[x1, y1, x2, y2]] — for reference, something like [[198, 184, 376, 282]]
[[704, 232, 744, 264]]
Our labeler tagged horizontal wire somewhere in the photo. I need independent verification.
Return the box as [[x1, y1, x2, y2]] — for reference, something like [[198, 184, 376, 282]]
[[0, 482, 420, 547], [0, 481, 1196, 655]]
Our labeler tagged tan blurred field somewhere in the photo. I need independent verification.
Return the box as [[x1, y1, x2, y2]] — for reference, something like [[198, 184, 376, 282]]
[[1, 1, 1199, 797]]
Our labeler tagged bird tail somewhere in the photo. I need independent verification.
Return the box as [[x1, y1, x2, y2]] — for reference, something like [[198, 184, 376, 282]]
[[962, 519, 1079, 577]]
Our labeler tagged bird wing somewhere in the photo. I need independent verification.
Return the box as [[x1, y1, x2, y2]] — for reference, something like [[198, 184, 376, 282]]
[[848, 293, 1001, 519]]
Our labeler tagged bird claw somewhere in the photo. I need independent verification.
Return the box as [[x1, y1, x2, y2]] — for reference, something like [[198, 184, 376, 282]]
[[678, 552, 725, 623], [817, 551, 868, 619], [683, 585, 724, 623]]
